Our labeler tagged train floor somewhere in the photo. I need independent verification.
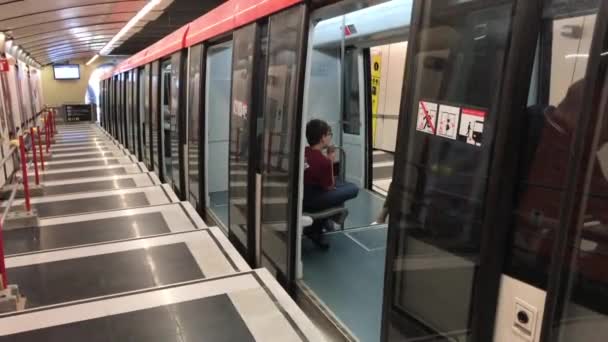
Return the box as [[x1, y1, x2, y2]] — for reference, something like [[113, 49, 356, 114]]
[[302, 225, 388, 342], [0, 123, 322, 341]]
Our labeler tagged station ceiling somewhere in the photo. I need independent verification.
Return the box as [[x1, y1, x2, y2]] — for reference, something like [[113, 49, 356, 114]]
[[0, 0, 224, 65]]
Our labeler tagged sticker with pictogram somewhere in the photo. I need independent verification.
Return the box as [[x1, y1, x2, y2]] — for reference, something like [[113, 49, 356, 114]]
[[416, 100, 438, 135], [458, 107, 486, 146], [436, 104, 460, 140]]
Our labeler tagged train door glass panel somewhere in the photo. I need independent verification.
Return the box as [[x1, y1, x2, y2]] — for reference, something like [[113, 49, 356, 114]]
[[229, 24, 258, 256], [160, 59, 173, 188], [132, 70, 141, 160], [553, 56, 608, 341], [259, 4, 307, 280], [142, 65, 153, 170], [151, 61, 161, 178], [500, 1, 605, 341], [125, 71, 133, 152], [169, 52, 185, 198], [120, 74, 126, 146], [205, 41, 233, 227], [385, 1, 517, 341], [187, 44, 203, 210]]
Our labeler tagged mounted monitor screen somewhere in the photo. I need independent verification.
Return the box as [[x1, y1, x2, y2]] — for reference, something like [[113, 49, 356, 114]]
[[53, 64, 80, 80]]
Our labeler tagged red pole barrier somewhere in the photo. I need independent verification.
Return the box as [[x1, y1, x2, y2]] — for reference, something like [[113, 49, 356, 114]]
[[37, 126, 45, 171], [18, 135, 31, 212], [29, 128, 39, 185], [0, 220, 7, 289], [50, 111, 54, 138], [53, 108, 57, 133], [45, 118, 50, 154]]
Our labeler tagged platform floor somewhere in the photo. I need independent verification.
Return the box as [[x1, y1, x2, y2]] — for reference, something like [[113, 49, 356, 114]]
[[0, 123, 323, 342]]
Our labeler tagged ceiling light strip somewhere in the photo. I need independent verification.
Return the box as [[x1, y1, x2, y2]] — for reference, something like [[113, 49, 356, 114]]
[[99, 0, 161, 55]]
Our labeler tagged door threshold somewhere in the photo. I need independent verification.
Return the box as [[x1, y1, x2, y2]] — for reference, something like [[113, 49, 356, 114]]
[[296, 280, 358, 342]]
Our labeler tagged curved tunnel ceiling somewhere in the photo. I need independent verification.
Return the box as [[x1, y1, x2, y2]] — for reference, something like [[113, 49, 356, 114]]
[[0, 0, 192, 66]]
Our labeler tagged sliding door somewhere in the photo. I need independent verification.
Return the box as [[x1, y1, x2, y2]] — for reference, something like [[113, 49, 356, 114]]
[[259, 4, 308, 288], [187, 44, 204, 210], [382, 0, 540, 340]]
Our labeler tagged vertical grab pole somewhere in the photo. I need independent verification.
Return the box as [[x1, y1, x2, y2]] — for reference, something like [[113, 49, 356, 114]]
[[0, 220, 7, 289], [18, 135, 31, 212], [37, 126, 45, 171], [30, 128, 39, 185]]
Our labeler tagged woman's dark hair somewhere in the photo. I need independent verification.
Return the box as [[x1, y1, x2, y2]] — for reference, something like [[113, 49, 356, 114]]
[[306, 119, 331, 145]]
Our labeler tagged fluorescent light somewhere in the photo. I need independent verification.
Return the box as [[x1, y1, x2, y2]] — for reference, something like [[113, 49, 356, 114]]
[[86, 54, 99, 66], [602, 51, 608, 56], [99, 0, 161, 55], [565, 53, 589, 59]]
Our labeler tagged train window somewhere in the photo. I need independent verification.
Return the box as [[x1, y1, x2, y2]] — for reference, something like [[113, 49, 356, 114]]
[[187, 44, 203, 209]]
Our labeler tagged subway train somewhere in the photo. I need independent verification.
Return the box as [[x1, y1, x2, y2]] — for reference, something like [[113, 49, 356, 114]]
[[88, 0, 608, 341]]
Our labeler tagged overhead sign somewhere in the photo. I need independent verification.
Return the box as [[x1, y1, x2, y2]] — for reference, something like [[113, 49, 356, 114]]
[[0, 58, 9, 72]]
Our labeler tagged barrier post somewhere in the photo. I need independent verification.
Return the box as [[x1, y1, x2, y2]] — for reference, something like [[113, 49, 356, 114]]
[[18, 135, 31, 212], [29, 128, 39, 185], [49, 111, 54, 138], [37, 126, 45, 171], [0, 219, 7, 289], [45, 118, 50, 154], [53, 108, 57, 133]]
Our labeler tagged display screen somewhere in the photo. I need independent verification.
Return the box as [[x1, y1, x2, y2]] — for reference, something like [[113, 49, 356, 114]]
[[53, 64, 80, 80]]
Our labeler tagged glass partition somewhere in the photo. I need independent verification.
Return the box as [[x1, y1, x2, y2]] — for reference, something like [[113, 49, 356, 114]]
[[259, 4, 307, 279], [205, 41, 233, 227], [187, 44, 203, 209], [385, 1, 518, 340], [229, 24, 258, 254], [151, 61, 161, 177]]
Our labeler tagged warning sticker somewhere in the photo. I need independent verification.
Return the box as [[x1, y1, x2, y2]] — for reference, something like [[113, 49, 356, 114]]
[[458, 108, 486, 146], [416, 101, 438, 135], [436, 105, 460, 140]]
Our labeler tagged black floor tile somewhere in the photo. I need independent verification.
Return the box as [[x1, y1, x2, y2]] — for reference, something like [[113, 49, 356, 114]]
[[35, 168, 129, 182], [8, 243, 204, 308], [4, 295, 255, 342], [43, 179, 137, 196], [48, 160, 121, 170], [4, 212, 169, 255], [33, 192, 150, 217], [48, 152, 117, 161]]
